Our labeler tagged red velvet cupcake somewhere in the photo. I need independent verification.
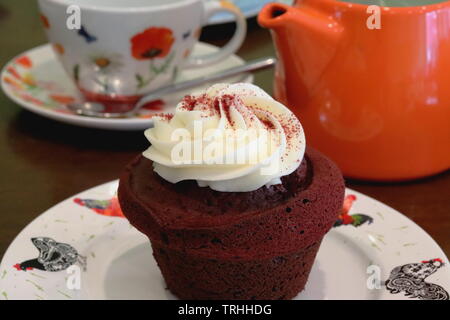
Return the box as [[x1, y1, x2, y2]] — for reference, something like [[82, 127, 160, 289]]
[[118, 83, 345, 300]]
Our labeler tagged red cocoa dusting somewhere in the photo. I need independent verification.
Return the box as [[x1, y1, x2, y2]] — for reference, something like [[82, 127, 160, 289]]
[[251, 107, 278, 130], [251, 107, 302, 151], [279, 114, 301, 149], [261, 119, 276, 130], [213, 97, 221, 115], [163, 113, 174, 121], [215, 94, 242, 127], [180, 95, 197, 111], [179, 93, 302, 143], [180, 94, 218, 117], [153, 113, 174, 121]]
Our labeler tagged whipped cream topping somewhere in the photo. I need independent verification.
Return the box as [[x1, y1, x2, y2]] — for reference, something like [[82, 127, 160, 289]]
[[143, 83, 306, 192]]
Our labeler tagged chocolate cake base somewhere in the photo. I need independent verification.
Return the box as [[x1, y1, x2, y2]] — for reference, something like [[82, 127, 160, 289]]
[[152, 240, 321, 300], [118, 147, 345, 300]]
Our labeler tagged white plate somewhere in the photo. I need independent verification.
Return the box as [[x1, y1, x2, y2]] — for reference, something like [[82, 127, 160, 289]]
[[1, 43, 253, 131], [207, 0, 294, 25], [0, 181, 449, 300]]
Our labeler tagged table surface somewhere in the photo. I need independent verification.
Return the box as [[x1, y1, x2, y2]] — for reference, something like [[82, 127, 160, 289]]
[[0, 2, 449, 261]]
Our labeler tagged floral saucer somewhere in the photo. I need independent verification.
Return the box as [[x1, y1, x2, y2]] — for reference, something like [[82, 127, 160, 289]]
[[1, 43, 253, 131], [0, 181, 449, 300]]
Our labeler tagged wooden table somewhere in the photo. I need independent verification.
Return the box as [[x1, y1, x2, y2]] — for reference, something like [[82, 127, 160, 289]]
[[0, 2, 449, 260]]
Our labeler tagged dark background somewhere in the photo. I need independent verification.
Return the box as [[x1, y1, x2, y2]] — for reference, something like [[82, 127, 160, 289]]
[[0, 1, 448, 260]]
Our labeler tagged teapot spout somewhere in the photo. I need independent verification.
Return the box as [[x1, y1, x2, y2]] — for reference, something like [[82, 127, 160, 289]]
[[259, 2, 342, 43], [258, 2, 343, 99], [258, 3, 292, 31]]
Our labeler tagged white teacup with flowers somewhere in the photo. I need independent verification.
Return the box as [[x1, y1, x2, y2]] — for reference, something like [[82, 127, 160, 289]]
[[37, 0, 247, 112]]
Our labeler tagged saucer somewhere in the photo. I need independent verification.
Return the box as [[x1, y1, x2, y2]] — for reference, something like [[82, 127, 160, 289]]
[[1, 43, 253, 131], [207, 0, 294, 25], [1, 181, 449, 300]]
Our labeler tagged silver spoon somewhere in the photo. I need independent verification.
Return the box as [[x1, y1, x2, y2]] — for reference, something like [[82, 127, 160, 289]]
[[67, 57, 276, 118]]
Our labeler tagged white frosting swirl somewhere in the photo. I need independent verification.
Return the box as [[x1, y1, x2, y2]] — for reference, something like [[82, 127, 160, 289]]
[[143, 83, 306, 192]]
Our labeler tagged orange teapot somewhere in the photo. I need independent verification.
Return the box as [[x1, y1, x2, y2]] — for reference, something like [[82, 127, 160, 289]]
[[258, 0, 450, 181]]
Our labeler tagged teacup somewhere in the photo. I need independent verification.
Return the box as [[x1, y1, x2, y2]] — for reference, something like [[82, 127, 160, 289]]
[[37, 0, 247, 112]]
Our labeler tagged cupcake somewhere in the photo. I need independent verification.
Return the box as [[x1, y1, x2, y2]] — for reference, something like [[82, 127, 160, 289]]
[[118, 83, 344, 300]]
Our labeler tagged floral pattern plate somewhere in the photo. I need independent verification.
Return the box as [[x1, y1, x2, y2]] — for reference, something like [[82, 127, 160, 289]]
[[1, 43, 253, 131], [0, 181, 449, 300]]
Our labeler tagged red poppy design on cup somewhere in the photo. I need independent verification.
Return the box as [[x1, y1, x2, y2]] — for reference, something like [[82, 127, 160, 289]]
[[130, 27, 175, 60], [15, 56, 32, 69]]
